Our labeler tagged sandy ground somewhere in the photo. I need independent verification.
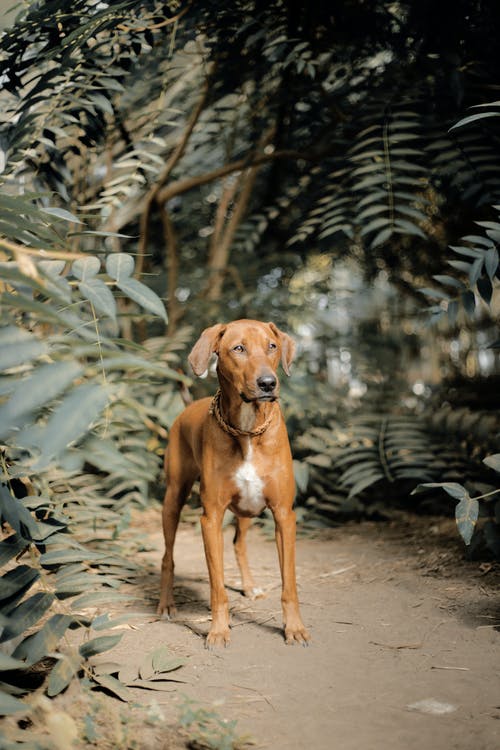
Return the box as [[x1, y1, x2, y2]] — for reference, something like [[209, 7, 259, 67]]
[[59, 509, 499, 749]]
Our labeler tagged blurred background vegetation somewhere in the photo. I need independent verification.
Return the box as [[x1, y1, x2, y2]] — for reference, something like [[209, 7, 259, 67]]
[[0, 0, 499, 740]]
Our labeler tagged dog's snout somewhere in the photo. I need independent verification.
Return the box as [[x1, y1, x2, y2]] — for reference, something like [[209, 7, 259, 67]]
[[257, 374, 277, 393]]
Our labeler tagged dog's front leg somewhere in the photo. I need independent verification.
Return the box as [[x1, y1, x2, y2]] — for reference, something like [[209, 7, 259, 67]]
[[200, 505, 230, 648], [272, 506, 310, 645]]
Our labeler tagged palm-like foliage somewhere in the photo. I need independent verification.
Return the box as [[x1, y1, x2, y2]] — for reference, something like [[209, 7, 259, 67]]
[[297, 403, 500, 543]]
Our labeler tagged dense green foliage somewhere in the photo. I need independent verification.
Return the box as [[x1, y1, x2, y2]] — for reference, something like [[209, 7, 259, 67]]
[[0, 199, 189, 741], [0, 0, 499, 744], [1, 0, 500, 320]]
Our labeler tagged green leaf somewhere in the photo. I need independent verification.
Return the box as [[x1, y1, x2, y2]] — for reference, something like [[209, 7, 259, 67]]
[[477, 277, 493, 305], [38, 260, 66, 277], [153, 656, 186, 674], [0, 691, 28, 715], [47, 655, 79, 696], [105, 253, 135, 282], [0, 565, 40, 607], [347, 472, 384, 498], [353, 173, 386, 190], [0, 593, 55, 643], [472, 101, 500, 107], [340, 462, 381, 485], [419, 287, 450, 301], [72, 256, 101, 280], [485, 247, 499, 279], [432, 275, 463, 289], [1, 293, 96, 340], [461, 290, 476, 317], [475, 221, 500, 233], [91, 661, 122, 676], [12, 615, 74, 666], [0, 361, 83, 436], [370, 227, 392, 248], [307, 454, 332, 468], [70, 591, 131, 609], [359, 217, 390, 237], [40, 206, 83, 224], [91, 673, 132, 702], [455, 495, 479, 546], [40, 548, 103, 566], [0, 486, 41, 542], [447, 300, 459, 325], [91, 614, 134, 631], [411, 482, 468, 500], [69, 231, 134, 239], [0, 337, 47, 371], [0, 535, 28, 566], [79, 634, 123, 659], [138, 645, 185, 681], [449, 245, 482, 259], [150, 645, 178, 672], [98, 354, 186, 380], [357, 203, 387, 221], [115, 277, 167, 321], [483, 454, 500, 473], [293, 460, 309, 493], [79, 279, 117, 320], [447, 259, 473, 273], [393, 218, 426, 238], [55, 572, 117, 595], [394, 205, 428, 222], [317, 223, 353, 240], [461, 235, 495, 248], [449, 111, 500, 130], [31, 383, 109, 470], [0, 653, 28, 671], [469, 257, 483, 285], [89, 92, 114, 115], [332, 449, 377, 468]]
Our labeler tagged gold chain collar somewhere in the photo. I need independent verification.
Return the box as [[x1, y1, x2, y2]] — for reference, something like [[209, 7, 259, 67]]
[[209, 388, 276, 438]]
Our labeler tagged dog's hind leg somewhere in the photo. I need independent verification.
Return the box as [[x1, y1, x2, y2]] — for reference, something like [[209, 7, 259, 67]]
[[158, 427, 197, 618], [233, 516, 263, 599]]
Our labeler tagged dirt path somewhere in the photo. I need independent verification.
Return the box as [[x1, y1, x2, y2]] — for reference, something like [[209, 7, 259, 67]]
[[69, 510, 499, 750]]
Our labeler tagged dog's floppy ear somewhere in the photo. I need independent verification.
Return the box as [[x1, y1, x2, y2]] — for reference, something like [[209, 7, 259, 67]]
[[268, 323, 296, 376], [188, 323, 226, 376]]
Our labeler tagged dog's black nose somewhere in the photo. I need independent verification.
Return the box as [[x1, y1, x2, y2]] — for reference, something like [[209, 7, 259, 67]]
[[257, 375, 277, 393]]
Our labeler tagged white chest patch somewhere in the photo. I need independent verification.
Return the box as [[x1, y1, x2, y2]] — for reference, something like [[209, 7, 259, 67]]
[[233, 446, 266, 515]]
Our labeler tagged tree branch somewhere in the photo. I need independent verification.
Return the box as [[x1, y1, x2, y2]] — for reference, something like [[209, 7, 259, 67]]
[[204, 126, 275, 301], [135, 73, 212, 277], [117, 3, 191, 33], [205, 164, 259, 301], [156, 147, 317, 205], [207, 175, 241, 266], [160, 204, 181, 335]]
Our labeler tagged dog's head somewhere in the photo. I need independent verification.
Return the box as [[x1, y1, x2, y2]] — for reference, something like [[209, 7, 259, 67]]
[[188, 319, 296, 402]]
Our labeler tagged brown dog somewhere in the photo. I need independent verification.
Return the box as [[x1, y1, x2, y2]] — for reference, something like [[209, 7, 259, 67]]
[[158, 319, 309, 647]]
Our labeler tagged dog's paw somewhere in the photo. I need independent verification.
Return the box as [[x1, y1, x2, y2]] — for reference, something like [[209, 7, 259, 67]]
[[157, 602, 177, 620], [243, 586, 265, 600], [205, 627, 231, 649], [284, 624, 310, 646]]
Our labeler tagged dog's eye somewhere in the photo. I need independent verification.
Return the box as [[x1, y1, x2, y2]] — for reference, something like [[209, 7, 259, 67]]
[[232, 344, 245, 353], [268, 342, 277, 350]]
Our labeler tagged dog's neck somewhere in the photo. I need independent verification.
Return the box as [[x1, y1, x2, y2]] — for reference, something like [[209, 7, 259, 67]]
[[218, 388, 273, 434], [238, 400, 259, 433]]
